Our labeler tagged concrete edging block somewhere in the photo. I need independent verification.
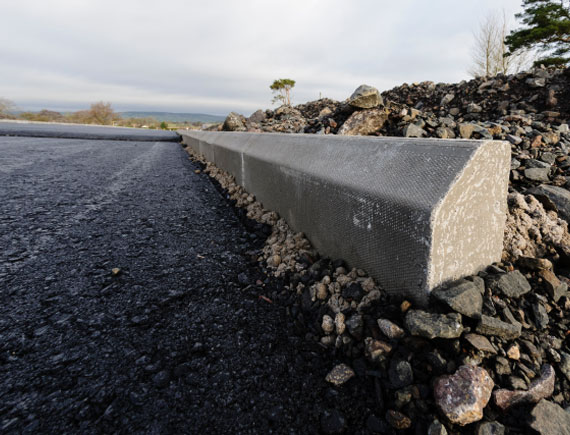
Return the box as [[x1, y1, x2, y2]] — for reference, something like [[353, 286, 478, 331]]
[[179, 130, 510, 304]]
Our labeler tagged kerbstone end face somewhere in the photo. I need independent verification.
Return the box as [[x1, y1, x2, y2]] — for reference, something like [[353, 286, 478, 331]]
[[427, 140, 511, 297], [180, 131, 510, 304]]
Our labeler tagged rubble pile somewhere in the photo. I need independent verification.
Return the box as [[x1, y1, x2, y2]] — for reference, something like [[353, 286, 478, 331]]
[[195, 66, 570, 433]]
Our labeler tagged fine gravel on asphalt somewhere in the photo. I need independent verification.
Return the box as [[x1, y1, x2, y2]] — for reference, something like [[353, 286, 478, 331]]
[[0, 132, 378, 434]]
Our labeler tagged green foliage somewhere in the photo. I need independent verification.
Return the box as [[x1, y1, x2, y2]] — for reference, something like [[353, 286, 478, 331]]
[[160, 121, 168, 129], [270, 78, 296, 106], [506, 0, 570, 66]]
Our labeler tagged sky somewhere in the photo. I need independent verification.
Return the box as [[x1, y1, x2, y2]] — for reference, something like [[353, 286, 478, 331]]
[[0, 0, 524, 116]]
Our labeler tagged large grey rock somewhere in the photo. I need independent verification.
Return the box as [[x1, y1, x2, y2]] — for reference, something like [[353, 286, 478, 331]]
[[487, 271, 531, 298], [525, 168, 550, 182], [440, 93, 455, 106], [222, 112, 246, 131], [529, 400, 570, 435], [404, 310, 463, 339], [475, 315, 521, 339], [432, 277, 483, 318], [403, 123, 426, 138], [248, 109, 266, 124], [179, 131, 510, 303], [337, 109, 387, 136], [348, 85, 383, 109], [528, 184, 570, 224]]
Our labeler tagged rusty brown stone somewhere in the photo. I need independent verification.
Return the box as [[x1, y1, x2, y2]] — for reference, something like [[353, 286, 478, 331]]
[[434, 365, 494, 426], [531, 135, 543, 148]]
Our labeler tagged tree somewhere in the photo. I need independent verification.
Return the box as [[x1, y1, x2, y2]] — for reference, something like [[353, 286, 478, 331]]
[[470, 10, 532, 77], [270, 79, 295, 106], [87, 101, 119, 125], [506, 0, 570, 66], [0, 97, 15, 118]]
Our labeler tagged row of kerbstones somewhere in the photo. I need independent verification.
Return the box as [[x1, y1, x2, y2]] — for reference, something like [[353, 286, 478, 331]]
[[185, 146, 570, 434]]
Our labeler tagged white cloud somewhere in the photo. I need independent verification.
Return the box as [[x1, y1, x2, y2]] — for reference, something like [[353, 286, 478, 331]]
[[0, 0, 524, 115]]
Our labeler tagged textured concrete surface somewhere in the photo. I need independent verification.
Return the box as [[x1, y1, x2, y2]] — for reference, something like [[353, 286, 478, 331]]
[[180, 131, 511, 303], [0, 120, 179, 142]]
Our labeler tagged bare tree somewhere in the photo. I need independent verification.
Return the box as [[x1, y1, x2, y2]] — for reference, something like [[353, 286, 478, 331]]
[[469, 11, 533, 78], [88, 102, 119, 125], [0, 97, 15, 119]]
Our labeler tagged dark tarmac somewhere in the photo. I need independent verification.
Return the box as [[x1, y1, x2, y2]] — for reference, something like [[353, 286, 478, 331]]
[[0, 125, 378, 434]]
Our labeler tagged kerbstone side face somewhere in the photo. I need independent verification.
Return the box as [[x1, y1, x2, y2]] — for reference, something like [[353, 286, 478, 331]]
[[180, 131, 510, 303]]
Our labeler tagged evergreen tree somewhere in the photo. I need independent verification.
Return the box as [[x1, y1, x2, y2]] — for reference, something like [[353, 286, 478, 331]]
[[506, 0, 570, 66], [270, 79, 296, 106]]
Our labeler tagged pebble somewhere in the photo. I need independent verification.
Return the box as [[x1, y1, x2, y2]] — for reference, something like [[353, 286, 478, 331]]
[[385, 410, 411, 430], [376, 318, 405, 340], [316, 283, 328, 300], [427, 419, 448, 435], [476, 421, 505, 435], [507, 344, 520, 360], [388, 359, 413, 389], [334, 312, 346, 335], [321, 315, 334, 334], [364, 337, 392, 361], [325, 364, 355, 386]]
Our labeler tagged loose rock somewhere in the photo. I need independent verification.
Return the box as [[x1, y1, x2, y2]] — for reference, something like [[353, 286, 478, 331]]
[[493, 364, 555, 411], [434, 365, 494, 426], [376, 318, 405, 340], [529, 400, 570, 435], [404, 310, 463, 339], [432, 278, 483, 318], [348, 85, 383, 109], [325, 364, 355, 386], [475, 315, 521, 339], [487, 271, 531, 299]]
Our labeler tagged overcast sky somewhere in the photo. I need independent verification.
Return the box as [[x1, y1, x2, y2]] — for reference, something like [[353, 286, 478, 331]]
[[0, 0, 524, 115]]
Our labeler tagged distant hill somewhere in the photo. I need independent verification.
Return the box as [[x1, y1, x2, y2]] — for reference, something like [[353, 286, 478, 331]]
[[119, 111, 226, 123]]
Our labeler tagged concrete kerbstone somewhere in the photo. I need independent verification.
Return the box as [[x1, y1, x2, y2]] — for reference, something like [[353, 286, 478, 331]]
[[179, 131, 510, 304]]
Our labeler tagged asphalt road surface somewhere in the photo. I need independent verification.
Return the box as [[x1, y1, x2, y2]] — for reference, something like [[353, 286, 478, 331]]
[[0, 125, 377, 434]]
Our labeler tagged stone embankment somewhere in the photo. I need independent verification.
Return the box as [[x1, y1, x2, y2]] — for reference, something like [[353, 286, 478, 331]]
[[193, 66, 570, 433]]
